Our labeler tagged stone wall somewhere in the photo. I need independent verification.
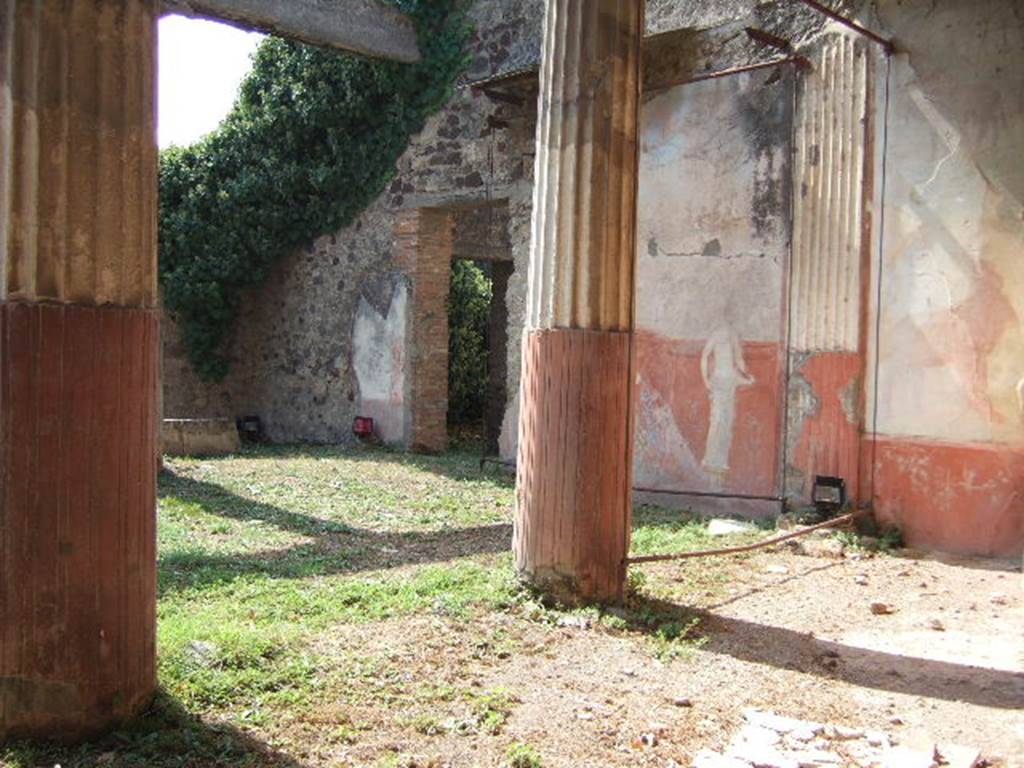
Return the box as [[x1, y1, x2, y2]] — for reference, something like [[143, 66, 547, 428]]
[[162, 0, 543, 443], [161, 0, 847, 446]]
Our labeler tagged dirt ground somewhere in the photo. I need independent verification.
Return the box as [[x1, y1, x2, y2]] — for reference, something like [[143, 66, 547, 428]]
[[307, 546, 1023, 768]]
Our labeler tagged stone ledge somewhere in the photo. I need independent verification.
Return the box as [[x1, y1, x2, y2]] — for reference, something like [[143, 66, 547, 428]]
[[162, 418, 241, 457]]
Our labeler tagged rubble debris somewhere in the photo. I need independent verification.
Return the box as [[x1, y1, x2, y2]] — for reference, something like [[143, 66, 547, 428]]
[[690, 710, 983, 768], [880, 745, 937, 768], [709, 519, 758, 536], [794, 537, 846, 559], [937, 743, 982, 768]]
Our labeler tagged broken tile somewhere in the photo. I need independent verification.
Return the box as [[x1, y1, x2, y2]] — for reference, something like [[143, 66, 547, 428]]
[[936, 743, 982, 768], [728, 742, 799, 768], [743, 709, 823, 735], [790, 749, 843, 767], [692, 750, 752, 768], [880, 746, 937, 768]]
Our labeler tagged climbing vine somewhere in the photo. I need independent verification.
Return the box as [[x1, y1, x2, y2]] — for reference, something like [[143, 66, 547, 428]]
[[159, 1, 471, 381]]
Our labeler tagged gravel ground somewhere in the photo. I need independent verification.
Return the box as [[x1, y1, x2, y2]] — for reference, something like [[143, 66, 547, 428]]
[[310, 545, 1022, 767]]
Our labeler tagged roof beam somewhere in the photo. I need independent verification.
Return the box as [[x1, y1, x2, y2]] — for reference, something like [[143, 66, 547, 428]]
[[162, 0, 421, 62]]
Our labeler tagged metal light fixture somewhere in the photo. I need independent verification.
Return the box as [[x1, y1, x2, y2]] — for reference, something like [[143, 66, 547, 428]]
[[353, 416, 375, 438], [237, 415, 263, 443], [812, 475, 846, 513]]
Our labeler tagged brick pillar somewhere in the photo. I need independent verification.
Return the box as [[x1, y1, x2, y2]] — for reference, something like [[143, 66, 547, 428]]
[[515, 0, 643, 602], [0, 0, 159, 740], [393, 208, 453, 453]]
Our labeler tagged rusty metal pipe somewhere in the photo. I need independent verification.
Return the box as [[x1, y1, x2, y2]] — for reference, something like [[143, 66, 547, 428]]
[[625, 510, 869, 564], [634, 486, 783, 503], [794, 0, 895, 54], [667, 56, 810, 90]]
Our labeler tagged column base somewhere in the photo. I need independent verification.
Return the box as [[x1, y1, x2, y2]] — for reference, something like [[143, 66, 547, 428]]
[[0, 301, 158, 741], [514, 328, 633, 602]]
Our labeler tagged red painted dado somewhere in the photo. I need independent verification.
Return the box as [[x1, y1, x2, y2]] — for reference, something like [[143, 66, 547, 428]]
[[634, 332, 784, 497], [0, 302, 159, 740], [870, 436, 1024, 558], [792, 351, 862, 502]]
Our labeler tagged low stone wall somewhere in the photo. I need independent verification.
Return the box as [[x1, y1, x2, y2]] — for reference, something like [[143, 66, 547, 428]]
[[162, 419, 241, 457]]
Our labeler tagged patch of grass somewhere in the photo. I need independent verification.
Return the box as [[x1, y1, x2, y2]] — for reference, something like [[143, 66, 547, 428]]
[[7, 444, 739, 766], [836, 525, 903, 553], [469, 687, 520, 735], [630, 506, 767, 556], [507, 742, 543, 768], [0, 691, 292, 768]]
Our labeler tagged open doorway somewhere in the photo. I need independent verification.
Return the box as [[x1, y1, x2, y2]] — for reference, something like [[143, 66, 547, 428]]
[[447, 201, 513, 455]]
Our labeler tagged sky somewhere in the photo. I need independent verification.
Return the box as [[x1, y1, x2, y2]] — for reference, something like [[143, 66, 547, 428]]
[[158, 15, 264, 149]]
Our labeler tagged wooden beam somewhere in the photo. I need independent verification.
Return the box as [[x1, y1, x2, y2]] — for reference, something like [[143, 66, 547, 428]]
[[162, 0, 421, 62]]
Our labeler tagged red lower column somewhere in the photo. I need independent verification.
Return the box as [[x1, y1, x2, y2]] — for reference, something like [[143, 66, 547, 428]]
[[0, 302, 158, 740], [515, 328, 633, 601]]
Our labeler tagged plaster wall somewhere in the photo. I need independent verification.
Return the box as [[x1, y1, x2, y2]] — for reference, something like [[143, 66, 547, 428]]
[[633, 67, 792, 509], [352, 276, 409, 444], [863, 0, 1024, 556]]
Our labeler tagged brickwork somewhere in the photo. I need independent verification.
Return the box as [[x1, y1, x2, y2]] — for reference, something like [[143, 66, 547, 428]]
[[394, 208, 454, 453]]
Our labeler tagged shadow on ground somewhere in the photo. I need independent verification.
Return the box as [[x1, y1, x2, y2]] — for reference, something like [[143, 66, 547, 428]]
[[221, 443, 515, 486], [157, 470, 512, 596], [617, 593, 1024, 710], [0, 691, 306, 768]]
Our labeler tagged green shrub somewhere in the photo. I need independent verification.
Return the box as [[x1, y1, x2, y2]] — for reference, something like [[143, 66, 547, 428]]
[[159, 2, 471, 381], [448, 260, 493, 425]]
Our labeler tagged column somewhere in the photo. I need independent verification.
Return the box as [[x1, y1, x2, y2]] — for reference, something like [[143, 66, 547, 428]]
[[0, 0, 159, 740], [515, 0, 642, 601], [393, 208, 453, 454]]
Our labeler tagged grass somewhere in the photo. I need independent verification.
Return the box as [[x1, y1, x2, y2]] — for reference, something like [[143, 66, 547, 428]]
[[1, 444, 756, 768], [507, 742, 543, 768]]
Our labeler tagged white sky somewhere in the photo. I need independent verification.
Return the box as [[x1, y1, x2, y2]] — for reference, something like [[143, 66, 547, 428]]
[[158, 15, 264, 148]]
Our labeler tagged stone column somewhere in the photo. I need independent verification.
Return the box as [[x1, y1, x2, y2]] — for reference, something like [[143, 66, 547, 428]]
[[515, 0, 642, 602], [0, 0, 159, 740]]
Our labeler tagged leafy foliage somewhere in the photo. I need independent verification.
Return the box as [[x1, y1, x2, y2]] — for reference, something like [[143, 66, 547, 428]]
[[159, 1, 471, 381], [448, 260, 493, 425]]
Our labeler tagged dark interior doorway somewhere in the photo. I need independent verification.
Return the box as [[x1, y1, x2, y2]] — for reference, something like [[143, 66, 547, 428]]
[[446, 258, 511, 455], [446, 198, 512, 460]]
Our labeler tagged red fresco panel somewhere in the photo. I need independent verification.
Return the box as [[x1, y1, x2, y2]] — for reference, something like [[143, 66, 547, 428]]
[[634, 331, 784, 498], [870, 436, 1023, 558], [792, 351, 863, 502]]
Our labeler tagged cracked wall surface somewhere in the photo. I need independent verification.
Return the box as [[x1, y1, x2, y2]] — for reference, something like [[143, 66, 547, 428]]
[[864, 0, 1024, 556]]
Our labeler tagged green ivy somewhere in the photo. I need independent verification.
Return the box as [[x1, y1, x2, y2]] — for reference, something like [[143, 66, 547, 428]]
[[448, 260, 492, 425], [159, 1, 471, 381]]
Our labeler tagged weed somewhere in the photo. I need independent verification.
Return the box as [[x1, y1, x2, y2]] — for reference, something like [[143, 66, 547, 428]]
[[836, 525, 903, 553], [469, 688, 520, 735], [507, 742, 543, 768]]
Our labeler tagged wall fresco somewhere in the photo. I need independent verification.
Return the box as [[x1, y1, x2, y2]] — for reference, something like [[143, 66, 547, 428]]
[[634, 68, 793, 503], [353, 277, 408, 444]]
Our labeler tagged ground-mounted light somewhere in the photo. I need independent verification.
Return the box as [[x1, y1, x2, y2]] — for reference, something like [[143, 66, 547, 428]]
[[812, 475, 846, 514], [238, 415, 263, 443], [353, 416, 375, 438]]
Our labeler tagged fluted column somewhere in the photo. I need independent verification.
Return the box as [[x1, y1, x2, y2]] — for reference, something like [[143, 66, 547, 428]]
[[515, 0, 642, 602], [0, 0, 159, 740]]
